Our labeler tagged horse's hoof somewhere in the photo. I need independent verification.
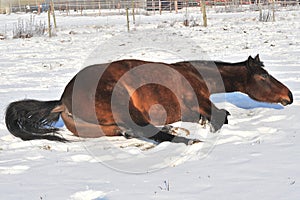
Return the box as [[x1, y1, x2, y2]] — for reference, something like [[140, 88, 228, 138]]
[[123, 133, 133, 139], [188, 139, 202, 145], [121, 129, 134, 139], [222, 109, 231, 124], [161, 125, 173, 134]]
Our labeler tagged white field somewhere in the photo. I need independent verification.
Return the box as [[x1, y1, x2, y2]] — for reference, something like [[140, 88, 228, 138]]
[[0, 7, 299, 200]]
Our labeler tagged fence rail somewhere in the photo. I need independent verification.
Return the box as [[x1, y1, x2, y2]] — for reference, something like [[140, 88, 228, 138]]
[[1, 0, 299, 14]]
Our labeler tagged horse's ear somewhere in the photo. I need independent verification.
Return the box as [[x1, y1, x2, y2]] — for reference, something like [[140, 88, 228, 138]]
[[254, 54, 260, 62], [254, 54, 264, 67], [247, 56, 255, 66]]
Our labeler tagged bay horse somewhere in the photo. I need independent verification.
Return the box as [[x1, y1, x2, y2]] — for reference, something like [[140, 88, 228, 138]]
[[5, 55, 293, 145]]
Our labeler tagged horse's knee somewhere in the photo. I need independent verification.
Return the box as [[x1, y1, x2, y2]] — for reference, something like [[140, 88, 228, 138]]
[[210, 109, 230, 132]]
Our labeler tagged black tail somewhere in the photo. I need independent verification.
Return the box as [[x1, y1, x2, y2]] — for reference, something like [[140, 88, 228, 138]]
[[5, 99, 67, 142]]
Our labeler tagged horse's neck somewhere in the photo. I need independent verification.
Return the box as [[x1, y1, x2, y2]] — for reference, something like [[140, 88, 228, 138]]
[[216, 62, 248, 94]]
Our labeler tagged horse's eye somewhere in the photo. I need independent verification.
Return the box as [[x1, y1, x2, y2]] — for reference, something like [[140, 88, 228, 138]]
[[261, 74, 269, 79]]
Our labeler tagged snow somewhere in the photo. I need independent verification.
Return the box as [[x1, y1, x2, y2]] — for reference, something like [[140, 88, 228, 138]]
[[0, 7, 300, 200]]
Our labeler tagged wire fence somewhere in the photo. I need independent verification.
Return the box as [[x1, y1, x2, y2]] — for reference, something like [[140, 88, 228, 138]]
[[1, 0, 299, 14]]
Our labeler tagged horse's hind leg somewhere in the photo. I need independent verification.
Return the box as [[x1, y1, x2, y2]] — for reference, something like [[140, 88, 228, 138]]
[[122, 124, 200, 145], [60, 109, 122, 137]]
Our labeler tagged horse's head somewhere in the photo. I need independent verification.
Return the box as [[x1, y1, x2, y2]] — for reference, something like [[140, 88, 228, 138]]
[[245, 54, 293, 106]]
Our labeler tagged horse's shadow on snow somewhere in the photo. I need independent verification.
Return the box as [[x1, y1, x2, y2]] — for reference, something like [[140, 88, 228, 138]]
[[210, 92, 283, 110]]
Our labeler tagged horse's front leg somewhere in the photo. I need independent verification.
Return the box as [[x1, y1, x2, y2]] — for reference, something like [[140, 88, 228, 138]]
[[193, 99, 230, 132]]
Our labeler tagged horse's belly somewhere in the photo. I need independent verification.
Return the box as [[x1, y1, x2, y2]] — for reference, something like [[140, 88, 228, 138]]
[[130, 84, 182, 126]]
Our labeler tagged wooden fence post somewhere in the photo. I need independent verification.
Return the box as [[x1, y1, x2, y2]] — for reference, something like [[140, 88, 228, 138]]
[[272, 0, 275, 22], [38, 2, 41, 14], [201, 0, 207, 27], [66, 3, 69, 16], [126, 8, 130, 32], [132, 0, 136, 24], [98, 1, 101, 16], [258, 3, 262, 21], [48, 9, 51, 37], [159, 0, 162, 15], [152, 0, 155, 15], [51, 0, 57, 28]]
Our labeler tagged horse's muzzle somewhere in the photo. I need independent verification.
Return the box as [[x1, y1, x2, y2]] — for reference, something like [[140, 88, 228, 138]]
[[281, 91, 293, 106]]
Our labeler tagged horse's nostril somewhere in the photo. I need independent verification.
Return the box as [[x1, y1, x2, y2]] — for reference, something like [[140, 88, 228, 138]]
[[288, 91, 293, 104], [282, 91, 293, 106]]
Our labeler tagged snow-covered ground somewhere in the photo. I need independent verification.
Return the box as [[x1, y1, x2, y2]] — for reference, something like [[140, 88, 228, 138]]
[[0, 7, 299, 200]]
